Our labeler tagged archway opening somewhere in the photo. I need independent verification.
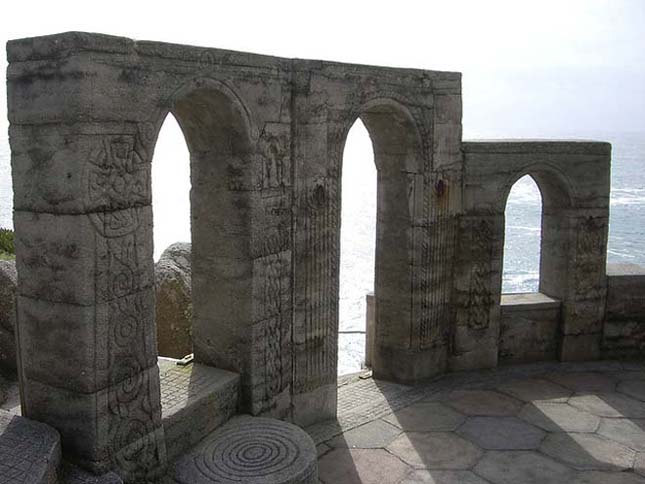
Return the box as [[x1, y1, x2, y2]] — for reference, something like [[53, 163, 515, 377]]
[[502, 175, 542, 293], [152, 113, 193, 359], [338, 119, 376, 375], [335, 101, 423, 383]]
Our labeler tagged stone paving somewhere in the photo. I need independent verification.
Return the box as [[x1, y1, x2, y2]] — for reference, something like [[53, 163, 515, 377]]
[[314, 361, 645, 484]]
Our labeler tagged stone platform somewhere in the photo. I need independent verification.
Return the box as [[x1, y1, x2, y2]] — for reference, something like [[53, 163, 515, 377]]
[[159, 358, 240, 460], [0, 409, 60, 484], [314, 361, 645, 484]]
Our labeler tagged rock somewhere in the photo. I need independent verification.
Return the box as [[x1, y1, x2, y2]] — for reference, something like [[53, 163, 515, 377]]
[[155, 243, 192, 359], [0, 260, 17, 371]]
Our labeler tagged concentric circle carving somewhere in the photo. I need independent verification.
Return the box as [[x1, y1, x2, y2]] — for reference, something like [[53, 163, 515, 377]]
[[177, 416, 318, 483]]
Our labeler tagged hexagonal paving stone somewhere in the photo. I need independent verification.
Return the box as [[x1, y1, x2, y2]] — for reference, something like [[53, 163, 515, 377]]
[[568, 393, 645, 418], [619, 381, 645, 402], [598, 418, 645, 452], [519, 402, 600, 433], [540, 433, 636, 471], [400, 469, 490, 484], [497, 378, 572, 403], [458, 416, 545, 450], [383, 402, 466, 432], [386, 432, 482, 469], [543, 372, 617, 394], [445, 390, 523, 416], [571, 470, 645, 483], [326, 419, 402, 449], [636, 453, 644, 477], [473, 450, 574, 484], [318, 448, 410, 484]]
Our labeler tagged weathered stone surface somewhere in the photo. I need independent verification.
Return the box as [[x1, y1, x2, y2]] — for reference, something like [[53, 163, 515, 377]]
[[619, 381, 645, 402], [540, 433, 635, 471], [387, 432, 482, 469], [174, 416, 318, 484], [383, 402, 466, 432], [400, 470, 489, 484], [159, 359, 239, 460], [569, 393, 645, 418], [497, 378, 572, 403], [457, 416, 545, 450], [499, 293, 561, 363], [571, 471, 645, 484], [326, 419, 401, 449], [473, 450, 574, 484], [543, 372, 617, 394], [597, 418, 645, 452], [519, 402, 600, 433], [155, 242, 192, 359], [59, 462, 124, 484], [0, 409, 61, 484], [445, 390, 522, 416], [0, 260, 17, 371], [318, 448, 409, 484], [636, 453, 645, 476]]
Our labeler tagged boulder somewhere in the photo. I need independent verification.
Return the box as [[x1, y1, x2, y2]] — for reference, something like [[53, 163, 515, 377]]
[[155, 243, 193, 359], [0, 260, 16, 371]]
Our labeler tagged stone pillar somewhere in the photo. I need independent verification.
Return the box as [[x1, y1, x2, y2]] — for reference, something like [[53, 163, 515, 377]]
[[8, 39, 166, 481], [365, 293, 375, 368]]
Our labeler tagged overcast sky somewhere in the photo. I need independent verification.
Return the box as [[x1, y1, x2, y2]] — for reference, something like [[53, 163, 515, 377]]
[[1, 0, 644, 137]]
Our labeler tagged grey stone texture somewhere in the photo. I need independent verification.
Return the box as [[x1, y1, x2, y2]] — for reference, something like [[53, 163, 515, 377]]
[[159, 359, 239, 460], [0, 409, 61, 484], [314, 362, 645, 484], [6, 30, 639, 480], [155, 243, 192, 359], [0, 261, 17, 371], [499, 292, 561, 363], [603, 264, 645, 358], [173, 416, 318, 484]]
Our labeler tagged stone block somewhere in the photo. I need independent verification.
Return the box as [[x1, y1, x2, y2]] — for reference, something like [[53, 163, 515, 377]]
[[17, 288, 157, 393], [160, 360, 239, 460], [21, 367, 164, 473], [499, 292, 561, 363], [14, 208, 153, 306], [372, 344, 447, 384], [560, 333, 601, 361], [10, 127, 151, 214], [0, 409, 61, 484]]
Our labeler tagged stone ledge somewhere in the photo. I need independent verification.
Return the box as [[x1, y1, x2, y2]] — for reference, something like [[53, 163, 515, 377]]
[[500, 292, 561, 311], [462, 140, 611, 154]]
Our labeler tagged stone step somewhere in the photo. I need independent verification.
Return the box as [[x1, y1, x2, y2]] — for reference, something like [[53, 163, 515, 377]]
[[159, 358, 240, 461], [0, 409, 60, 484], [172, 415, 318, 484]]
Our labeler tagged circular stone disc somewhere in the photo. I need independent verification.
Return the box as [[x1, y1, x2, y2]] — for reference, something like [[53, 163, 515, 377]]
[[174, 416, 318, 484]]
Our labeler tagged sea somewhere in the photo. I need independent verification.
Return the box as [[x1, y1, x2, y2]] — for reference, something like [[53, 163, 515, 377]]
[[1, 126, 643, 375]]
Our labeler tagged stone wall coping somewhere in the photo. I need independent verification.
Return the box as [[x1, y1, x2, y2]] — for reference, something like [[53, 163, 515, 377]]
[[606, 263, 645, 278], [6, 31, 461, 81], [462, 140, 611, 155], [500, 292, 561, 311]]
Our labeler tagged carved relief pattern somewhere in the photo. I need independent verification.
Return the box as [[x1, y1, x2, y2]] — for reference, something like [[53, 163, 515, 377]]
[[465, 220, 494, 330], [574, 216, 606, 296], [85, 134, 165, 479], [86, 135, 149, 211]]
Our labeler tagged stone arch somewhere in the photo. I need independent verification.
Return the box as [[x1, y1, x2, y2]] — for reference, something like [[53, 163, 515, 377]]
[[499, 163, 575, 299], [336, 98, 427, 382], [150, 79, 259, 397]]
